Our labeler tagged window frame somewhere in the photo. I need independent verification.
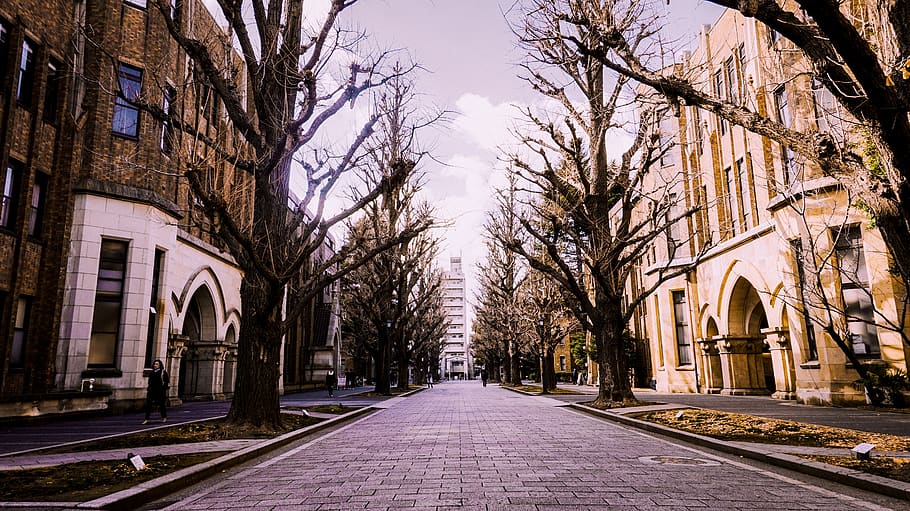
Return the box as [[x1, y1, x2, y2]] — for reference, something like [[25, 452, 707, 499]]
[[160, 85, 177, 153], [833, 225, 880, 358], [1, 160, 20, 230], [672, 290, 693, 366], [112, 63, 143, 138], [88, 239, 129, 367], [43, 57, 62, 124], [11, 296, 32, 367], [16, 37, 36, 108], [27, 171, 48, 238]]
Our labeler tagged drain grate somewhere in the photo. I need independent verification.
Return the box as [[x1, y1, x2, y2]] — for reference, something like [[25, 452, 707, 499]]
[[638, 455, 721, 466]]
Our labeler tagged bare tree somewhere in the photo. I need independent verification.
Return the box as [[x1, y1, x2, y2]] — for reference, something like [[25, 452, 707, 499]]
[[124, 0, 435, 428], [519, 267, 578, 393], [477, 175, 530, 386], [341, 69, 441, 394], [554, 0, 910, 310], [500, 0, 713, 406]]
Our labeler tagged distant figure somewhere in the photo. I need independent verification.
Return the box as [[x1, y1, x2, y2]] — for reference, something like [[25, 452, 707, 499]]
[[427, 375, 434, 388], [481, 369, 488, 387], [143, 359, 168, 424], [326, 370, 337, 397]]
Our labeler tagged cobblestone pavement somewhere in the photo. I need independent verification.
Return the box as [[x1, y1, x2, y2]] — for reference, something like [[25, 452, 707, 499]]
[[160, 382, 896, 510]]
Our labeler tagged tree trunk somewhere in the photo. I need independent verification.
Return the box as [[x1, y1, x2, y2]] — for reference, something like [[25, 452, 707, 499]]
[[396, 335, 410, 389], [545, 349, 556, 391], [374, 323, 392, 394], [539, 352, 548, 394], [509, 339, 522, 386], [502, 348, 512, 384], [227, 276, 283, 429], [593, 300, 636, 407]]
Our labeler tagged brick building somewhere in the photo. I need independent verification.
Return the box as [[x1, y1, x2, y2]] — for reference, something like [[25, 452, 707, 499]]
[[0, 0, 338, 418]]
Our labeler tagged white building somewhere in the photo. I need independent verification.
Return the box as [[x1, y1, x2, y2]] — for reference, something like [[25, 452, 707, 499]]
[[440, 257, 472, 379]]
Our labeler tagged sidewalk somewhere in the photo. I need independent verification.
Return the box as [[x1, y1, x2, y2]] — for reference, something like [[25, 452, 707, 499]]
[[0, 386, 379, 457]]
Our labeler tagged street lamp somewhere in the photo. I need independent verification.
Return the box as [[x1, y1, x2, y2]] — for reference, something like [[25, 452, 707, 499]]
[[538, 318, 548, 394]]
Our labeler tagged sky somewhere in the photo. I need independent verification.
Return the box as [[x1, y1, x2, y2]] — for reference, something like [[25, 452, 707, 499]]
[[340, 0, 726, 310]]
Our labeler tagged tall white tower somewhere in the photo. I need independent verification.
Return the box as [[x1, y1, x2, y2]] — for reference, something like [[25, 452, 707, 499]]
[[441, 256, 471, 379]]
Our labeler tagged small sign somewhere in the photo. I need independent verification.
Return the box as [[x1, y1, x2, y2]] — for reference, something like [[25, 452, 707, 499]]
[[337, 376, 347, 388], [128, 453, 146, 470], [851, 443, 875, 460]]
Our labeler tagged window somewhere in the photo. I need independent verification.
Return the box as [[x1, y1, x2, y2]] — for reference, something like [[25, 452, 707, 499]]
[[1, 160, 20, 229], [724, 57, 737, 105], [672, 291, 692, 365], [657, 110, 677, 167], [790, 239, 818, 360], [124, 0, 148, 8], [27, 172, 47, 237], [43, 58, 62, 123], [17, 38, 36, 107], [691, 106, 703, 155], [735, 158, 751, 229], [112, 63, 142, 137], [774, 86, 798, 185], [160, 86, 177, 153], [11, 296, 31, 367], [834, 226, 880, 357], [89, 239, 129, 366], [714, 71, 727, 135], [768, 28, 779, 45], [665, 193, 686, 257], [559, 356, 566, 372], [0, 19, 9, 91], [724, 166, 739, 234], [145, 249, 164, 367]]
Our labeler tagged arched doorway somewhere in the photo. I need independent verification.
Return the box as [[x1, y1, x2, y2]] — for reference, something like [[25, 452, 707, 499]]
[[222, 324, 237, 397], [719, 277, 771, 395], [179, 286, 218, 400]]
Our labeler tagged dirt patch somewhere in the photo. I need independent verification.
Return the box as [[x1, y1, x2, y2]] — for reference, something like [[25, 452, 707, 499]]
[[633, 408, 910, 451], [301, 404, 360, 414], [0, 452, 225, 501], [804, 455, 910, 483], [509, 384, 582, 395], [39, 413, 319, 455]]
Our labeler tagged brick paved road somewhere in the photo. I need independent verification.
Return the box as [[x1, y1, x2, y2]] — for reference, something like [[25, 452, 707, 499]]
[[161, 382, 898, 510]]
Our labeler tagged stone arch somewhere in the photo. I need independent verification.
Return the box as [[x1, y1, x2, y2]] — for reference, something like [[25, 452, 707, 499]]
[[705, 316, 719, 338], [179, 285, 223, 400], [222, 323, 238, 396]]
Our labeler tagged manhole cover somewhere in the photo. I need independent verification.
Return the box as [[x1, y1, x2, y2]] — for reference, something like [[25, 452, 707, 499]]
[[638, 455, 721, 466]]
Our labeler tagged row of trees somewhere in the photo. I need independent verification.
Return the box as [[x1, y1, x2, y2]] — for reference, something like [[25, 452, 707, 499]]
[[340, 73, 449, 394], [474, 176, 578, 395]]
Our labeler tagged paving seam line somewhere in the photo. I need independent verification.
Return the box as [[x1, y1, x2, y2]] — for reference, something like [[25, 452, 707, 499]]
[[568, 403, 910, 502], [65, 406, 377, 511]]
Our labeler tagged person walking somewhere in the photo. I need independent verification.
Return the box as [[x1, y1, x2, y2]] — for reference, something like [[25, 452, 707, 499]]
[[326, 370, 337, 397], [481, 368, 488, 387], [142, 359, 169, 424], [427, 374, 434, 388]]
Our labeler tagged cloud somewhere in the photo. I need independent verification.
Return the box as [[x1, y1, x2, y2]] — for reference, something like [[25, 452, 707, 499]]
[[452, 94, 525, 154]]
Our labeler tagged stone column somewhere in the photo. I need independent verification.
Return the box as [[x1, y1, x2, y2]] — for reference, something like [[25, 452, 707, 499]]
[[762, 327, 796, 400], [166, 334, 188, 406], [718, 335, 768, 395], [697, 337, 724, 394]]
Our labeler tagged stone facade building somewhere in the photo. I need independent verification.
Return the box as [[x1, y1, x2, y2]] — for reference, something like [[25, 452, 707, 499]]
[[637, 6, 907, 405], [0, 0, 338, 418]]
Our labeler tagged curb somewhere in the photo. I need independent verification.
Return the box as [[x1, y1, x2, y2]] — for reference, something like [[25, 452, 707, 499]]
[[71, 406, 375, 510], [569, 403, 910, 502]]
